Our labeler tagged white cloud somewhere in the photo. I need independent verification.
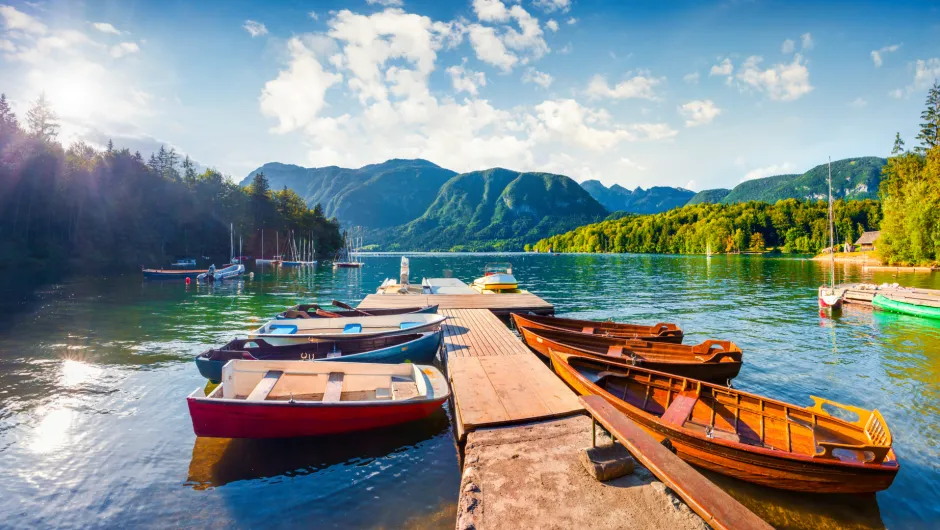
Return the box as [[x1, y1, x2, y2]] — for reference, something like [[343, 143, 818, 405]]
[[709, 58, 733, 77], [92, 22, 122, 35], [0, 5, 47, 34], [309, 11, 319, 21], [849, 97, 867, 108], [741, 163, 794, 182], [533, 0, 571, 13], [522, 67, 553, 88], [620, 157, 646, 171], [468, 24, 517, 71], [558, 43, 571, 54], [447, 63, 486, 95], [367, 0, 404, 6], [585, 72, 664, 100], [502, 5, 549, 62], [473, 0, 510, 22], [892, 58, 940, 98], [800, 33, 813, 50], [870, 43, 901, 67], [243, 20, 267, 37], [532, 99, 677, 151], [781, 39, 795, 54], [685, 180, 697, 190], [683, 72, 700, 84], [110, 41, 139, 58], [566, 17, 577, 25], [546, 19, 559, 32], [734, 54, 812, 101], [678, 99, 721, 127], [260, 37, 343, 133], [0, 38, 14, 52]]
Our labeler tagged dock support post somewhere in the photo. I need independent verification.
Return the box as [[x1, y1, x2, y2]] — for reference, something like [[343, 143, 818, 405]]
[[592, 418, 597, 448]]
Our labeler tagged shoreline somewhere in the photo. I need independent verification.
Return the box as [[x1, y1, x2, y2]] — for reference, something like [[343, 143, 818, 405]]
[[811, 253, 938, 272]]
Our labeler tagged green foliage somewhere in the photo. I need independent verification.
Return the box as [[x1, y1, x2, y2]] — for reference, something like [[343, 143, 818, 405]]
[[718, 157, 886, 204], [877, 147, 940, 265], [892, 132, 905, 155], [687, 188, 730, 205], [530, 199, 881, 255], [0, 94, 343, 273], [915, 81, 940, 154], [25, 92, 59, 142]]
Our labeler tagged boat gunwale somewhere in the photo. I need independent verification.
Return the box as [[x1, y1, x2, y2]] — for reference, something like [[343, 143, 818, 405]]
[[512, 312, 683, 338]]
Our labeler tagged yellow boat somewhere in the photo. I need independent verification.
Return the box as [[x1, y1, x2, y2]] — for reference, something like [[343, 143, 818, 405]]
[[471, 263, 519, 293]]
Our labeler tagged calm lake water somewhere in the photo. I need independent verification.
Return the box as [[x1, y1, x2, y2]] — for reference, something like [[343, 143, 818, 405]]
[[0, 253, 938, 529]]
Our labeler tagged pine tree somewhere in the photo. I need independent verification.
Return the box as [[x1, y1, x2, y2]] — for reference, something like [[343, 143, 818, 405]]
[[182, 155, 196, 184], [891, 132, 905, 155], [0, 93, 18, 138], [915, 81, 940, 154], [25, 92, 59, 142], [250, 172, 270, 198], [106, 139, 114, 153], [133, 150, 143, 163], [165, 147, 180, 179], [156, 145, 168, 176], [148, 153, 159, 173]]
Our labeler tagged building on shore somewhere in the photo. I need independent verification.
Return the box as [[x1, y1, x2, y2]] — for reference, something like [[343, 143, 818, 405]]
[[855, 231, 881, 252]]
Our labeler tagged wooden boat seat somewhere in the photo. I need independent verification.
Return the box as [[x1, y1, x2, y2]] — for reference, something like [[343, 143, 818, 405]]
[[661, 392, 699, 426], [316, 309, 342, 318], [582, 327, 595, 334], [392, 382, 420, 400], [322, 373, 344, 402], [399, 321, 420, 330], [683, 421, 742, 443], [268, 325, 298, 335], [606, 345, 624, 357], [247, 371, 283, 401]]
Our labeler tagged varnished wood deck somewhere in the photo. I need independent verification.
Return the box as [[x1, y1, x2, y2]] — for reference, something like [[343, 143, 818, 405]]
[[358, 292, 554, 316], [442, 308, 583, 441], [841, 283, 940, 307]]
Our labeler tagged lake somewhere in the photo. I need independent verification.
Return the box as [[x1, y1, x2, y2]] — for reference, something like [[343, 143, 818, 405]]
[[0, 253, 938, 529]]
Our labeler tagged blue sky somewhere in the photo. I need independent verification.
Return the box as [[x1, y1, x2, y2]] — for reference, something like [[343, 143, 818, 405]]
[[1, 0, 938, 192]]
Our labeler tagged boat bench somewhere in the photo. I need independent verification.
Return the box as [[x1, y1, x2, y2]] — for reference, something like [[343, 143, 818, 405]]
[[247, 371, 284, 401]]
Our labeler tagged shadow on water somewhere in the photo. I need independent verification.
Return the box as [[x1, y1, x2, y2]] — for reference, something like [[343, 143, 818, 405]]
[[186, 408, 451, 490]]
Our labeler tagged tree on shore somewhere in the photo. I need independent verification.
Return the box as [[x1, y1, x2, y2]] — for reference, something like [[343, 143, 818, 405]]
[[25, 92, 59, 142], [915, 81, 940, 154], [891, 132, 905, 155]]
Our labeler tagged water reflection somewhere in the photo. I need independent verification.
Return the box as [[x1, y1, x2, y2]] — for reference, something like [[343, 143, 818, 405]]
[[30, 407, 75, 454], [186, 409, 450, 490]]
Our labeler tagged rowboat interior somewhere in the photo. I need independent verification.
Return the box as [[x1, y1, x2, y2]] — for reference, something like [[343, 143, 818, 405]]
[[513, 313, 684, 342], [201, 334, 430, 363], [255, 314, 445, 335], [205, 360, 444, 404], [565, 354, 895, 467]]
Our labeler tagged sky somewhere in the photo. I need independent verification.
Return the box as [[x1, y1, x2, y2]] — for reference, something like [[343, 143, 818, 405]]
[[0, 0, 938, 192]]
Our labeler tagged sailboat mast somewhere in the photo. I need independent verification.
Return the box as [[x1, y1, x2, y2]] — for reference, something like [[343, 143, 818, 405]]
[[230, 223, 234, 263], [261, 229, 264, 261], [828, 157, 835, 289]]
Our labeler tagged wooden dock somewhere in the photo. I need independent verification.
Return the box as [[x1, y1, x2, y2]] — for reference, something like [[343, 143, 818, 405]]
[[841, 283, 940, 307], [359, 292, 554, 317]]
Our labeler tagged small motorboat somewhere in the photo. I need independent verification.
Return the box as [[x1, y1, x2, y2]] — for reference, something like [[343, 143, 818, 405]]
[[250, 313, 447, 345], [517, 325, 741, 383], [194, 331, 443, 382], [197, 263, 245, 283], [187, 360, 450, 438], [511, 313, 684, 343], [277, 303, 439, 319], [550, 349, 899, 493], [471, 262, 518, 292], [872, 294, 940, 320]]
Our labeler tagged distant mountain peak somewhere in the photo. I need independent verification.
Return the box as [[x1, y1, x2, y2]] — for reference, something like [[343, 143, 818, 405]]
[[580, 180, 694, 214]]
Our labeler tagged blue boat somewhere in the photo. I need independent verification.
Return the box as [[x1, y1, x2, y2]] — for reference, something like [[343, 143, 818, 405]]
[[142, 268, 207, 279], [194, 331, 442, 382], [276, 304, 439, 319]]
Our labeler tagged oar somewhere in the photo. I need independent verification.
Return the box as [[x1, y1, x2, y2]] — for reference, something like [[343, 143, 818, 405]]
[[332, 300, 373, 316]]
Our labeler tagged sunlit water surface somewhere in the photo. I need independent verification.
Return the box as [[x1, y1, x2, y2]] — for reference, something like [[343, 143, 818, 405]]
[[0, 254, 938, 529]]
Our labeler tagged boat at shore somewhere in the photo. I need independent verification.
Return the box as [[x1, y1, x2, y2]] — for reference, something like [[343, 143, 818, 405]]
[[872, 294, 940, 320], [511, 313, 684, 343], [471, 262, 518, 292], [818, 157, 845, 310], [250, 313, 447, 345], [187, 359, 450, 438], [277, 303, 438, 319], [194, 332, 442, 382], [517, 325, 741, 383], [550, 349, 899, 493]]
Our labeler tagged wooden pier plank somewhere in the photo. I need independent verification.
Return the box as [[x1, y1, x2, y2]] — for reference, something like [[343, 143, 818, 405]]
[[580, 395, 772, 530], [448, 356, 511, 426], [359, 292, 554, 315], [479, 356, 554, 420]]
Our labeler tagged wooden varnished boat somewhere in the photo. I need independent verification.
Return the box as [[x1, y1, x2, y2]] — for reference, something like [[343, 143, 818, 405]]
[[518, 325, 742, 383], [549, 350, 899, 493], [277, 304, 438, 320], [511, 313, 683, 344]]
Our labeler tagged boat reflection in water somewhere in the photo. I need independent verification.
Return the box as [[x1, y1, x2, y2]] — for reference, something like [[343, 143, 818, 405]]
[[186, 408, 450, 490]]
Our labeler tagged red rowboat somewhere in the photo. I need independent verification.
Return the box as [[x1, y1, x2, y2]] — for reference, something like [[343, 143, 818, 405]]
[[187, 360, 450, 439]]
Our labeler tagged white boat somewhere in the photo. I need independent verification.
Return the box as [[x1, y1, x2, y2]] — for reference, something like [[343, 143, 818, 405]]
[[198, 224, 246, 282], [249, 313, 447, 345], [471, 262, 518, 292], [818, 157, 845, 310], [170, 258, 197, 268]]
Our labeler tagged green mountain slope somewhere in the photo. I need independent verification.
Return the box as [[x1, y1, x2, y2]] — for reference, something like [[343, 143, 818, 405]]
[[384, 169, 608, 251], [687, 188, 730, 205], [580, 180, 694, 213], [719, 157, 886, 204]]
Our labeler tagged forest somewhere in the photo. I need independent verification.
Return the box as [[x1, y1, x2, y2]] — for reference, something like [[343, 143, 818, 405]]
[[528, 199, 882, 255], [0, 92, 343, 280]]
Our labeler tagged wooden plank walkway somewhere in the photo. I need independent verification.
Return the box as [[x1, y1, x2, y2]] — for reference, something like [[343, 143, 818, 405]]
[[359, 292, 554, 316], [841, 283, 940, 307], [581, 396, 772, 530], [441, 308, 583, 441]]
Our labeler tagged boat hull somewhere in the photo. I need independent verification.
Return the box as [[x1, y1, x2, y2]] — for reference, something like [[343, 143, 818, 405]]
[[195, 331, 443, 382], [187, 394, 447, 438], [551, 353, 899, 494], [511, 313, 684, 344], [143, 269, 207, 279], [518, 326, 741, 383], [276, 305, 439, 320], [873, 294, 940, 320], [251, 319, 444, 346]]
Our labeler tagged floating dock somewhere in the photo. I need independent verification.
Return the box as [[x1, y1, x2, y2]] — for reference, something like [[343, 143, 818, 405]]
[[840, 283, 940, 307], [360, 286, 767, 529]]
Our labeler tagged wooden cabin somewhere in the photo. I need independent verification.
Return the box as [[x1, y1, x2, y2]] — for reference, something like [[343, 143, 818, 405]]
[[855, 231, 880, 252]]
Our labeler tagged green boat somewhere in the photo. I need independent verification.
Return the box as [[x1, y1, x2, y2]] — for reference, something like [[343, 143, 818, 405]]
[[872, 294, 940, 320]]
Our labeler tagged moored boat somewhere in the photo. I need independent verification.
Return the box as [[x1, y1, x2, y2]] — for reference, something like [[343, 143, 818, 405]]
[[250, 313, 447, 345], [195, 331, 442, 382], [187, 360, 450, 438], [197, 263, 245, 282], [170, 258, 197, 268], [143, 268, 207, 279], [549, 350, 899, 493], [872, 294, 940, 320], [511, 313, 684, 343], [277, 304, 439, 319], [517, 325, 741, 383], [471, 262, 518, 292]]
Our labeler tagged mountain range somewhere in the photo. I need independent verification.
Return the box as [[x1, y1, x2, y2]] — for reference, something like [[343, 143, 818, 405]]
[[242, 156, 887, 251]]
